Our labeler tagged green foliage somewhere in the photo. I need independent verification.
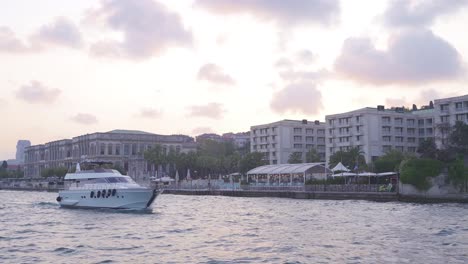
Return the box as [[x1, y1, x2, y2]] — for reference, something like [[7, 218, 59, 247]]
[[1, 161, 7, 169], [328, 147, 366, 171], [447, 156, 468, 192], [400, 158, 442, 191], [40, 166, 69, 178], [305, 148, 321, 163], [374, 150, 413, 173], [449, 121, 468, 155], [417, 138, 437, 159], [239, 152, 266, 174], [288, 152, 303, 164]]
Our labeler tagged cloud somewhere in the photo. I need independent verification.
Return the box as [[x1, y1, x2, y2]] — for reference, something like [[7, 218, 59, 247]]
[[334, 29, 463, 85], [88, 0, 192, 60], [274, 58, 293, 69], [197, 63, 235, 85], [195, 0, 340, 26], [295, 49, 316, 65], [15, 81, 61, 104], [270, 82, 323, 115], [30, 17, 83, 49], [71, 113, 98, 125], [0, 27, 29, 53], [187, 102, 225, 119], [192, 127, 214, 135], [383, 0, 468, 28], [138, 108, 162, 118], [279, 69, 330, 82], [0, 98, 7, 107]]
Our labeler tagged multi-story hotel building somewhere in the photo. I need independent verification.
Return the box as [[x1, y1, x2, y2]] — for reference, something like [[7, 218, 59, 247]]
[[23, 130, 197, 178], [325, 94, 468, 164], [250, 119, 326, 164], [325, 106, 434, 164], [433, 94, 468, 147]]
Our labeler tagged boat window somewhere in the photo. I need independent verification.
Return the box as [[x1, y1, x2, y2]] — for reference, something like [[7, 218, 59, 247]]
[[106, 177, 120, 183], [94, 178, 107, 183]]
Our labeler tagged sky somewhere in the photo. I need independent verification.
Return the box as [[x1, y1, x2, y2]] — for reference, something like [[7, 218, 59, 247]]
[[1, 0, 468, 160]]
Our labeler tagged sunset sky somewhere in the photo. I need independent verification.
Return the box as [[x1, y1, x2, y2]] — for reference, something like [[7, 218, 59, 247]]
[[1, 0, 468, 160]]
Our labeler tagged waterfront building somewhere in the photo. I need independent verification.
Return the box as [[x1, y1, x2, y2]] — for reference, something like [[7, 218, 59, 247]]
[[325, 106, 435, 164], [433, 94, 468, 148], [23, 130, 197, 178], [250, 119, 326, 164], [195, 133, 223, 143]]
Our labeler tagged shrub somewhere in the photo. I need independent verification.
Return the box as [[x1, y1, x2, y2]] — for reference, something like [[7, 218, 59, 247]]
[[400, 158, 442, 191]]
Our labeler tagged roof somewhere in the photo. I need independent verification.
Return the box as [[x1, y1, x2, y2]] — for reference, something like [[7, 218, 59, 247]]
[[107, 129, 154, 135], [247, 163, 327, 175], [331, 162, 350, 172]]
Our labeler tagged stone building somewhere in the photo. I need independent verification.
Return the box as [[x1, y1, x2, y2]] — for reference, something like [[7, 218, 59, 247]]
[[24, 130, 197, 178]]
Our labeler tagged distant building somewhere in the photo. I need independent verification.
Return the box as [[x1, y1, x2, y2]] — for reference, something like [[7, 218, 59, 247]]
[[195, 133, 223, 143], [15, 140, 31, 164], [250, 119, 326, 164], [23, 130, 196, 178], [222, 132, 250, 148]]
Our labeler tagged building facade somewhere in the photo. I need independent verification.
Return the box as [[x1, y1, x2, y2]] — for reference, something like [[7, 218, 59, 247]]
[[222, 132, 250, 148], [24, 130, 196, 178], [325, 94, 468, 164], [433, 94, 468, 147], [325, 106, 435, 164], [15, 140, 31, 164], [250, 119, 326, 164]]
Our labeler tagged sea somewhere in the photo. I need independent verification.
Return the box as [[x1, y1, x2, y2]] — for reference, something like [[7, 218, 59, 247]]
[[0, 190, 467, 264]]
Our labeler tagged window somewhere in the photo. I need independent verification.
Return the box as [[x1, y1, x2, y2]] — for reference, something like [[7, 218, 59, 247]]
[[293, 128, 302, 133], [426, 128, 433, 135], [394, 118, 403, 125], [356, 116, 360, 123], [124, 144, 130, 155], [407, 119, 415, 126], [317, 129, 325, 136], [419, 128, 425, 136], [272, 152, 276, 157], [440, 104, 449, 111], [329, 119, 335, 125], [306, 144, 314, 149], [294, 136, 302, 141], [306, 128, 313, 134], [272, 127, 276, 133], [306, 136, 313, 142], [382, 116, 391, 123], [395, 127, 403, 134], [272, 143, 276, 148], [132, 143, 137, 155], [426, 118, 433, 125], [455, 102, 463, 110], [329, 138, 333, 143], [407, 137, 416, 143], [395, 146, 404, 152], [294, 144, 302, 148], [382, 126, 391, 133], [418, 119, 424, 126], [408, 147, 416, 152], [382, 145, 392, 152], [407, 128, 415, 135], [440, 115, 449, 123], [395, 137, 403, 142], [383, 136, 391, 142], [356, 126, 361, 132], [356, 135, 361, 141], [108, 144, 113, 155], [100, 144, 105, 155]]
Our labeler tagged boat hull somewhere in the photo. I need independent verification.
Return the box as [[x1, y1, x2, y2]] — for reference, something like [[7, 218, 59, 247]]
[[57, 188, 160, 210]]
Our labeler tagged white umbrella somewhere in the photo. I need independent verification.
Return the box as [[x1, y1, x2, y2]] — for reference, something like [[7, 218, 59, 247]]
[[175, 170, 179, 185], [331, 162, 350, 172], [358, 172, 377, 177], [377, 172, 397, 177], [332, 172, 357, 177], [186, 169, 191, 180]]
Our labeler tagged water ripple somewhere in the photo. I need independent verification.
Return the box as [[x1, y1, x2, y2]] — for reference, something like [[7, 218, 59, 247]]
[[1, 191, 468, 263]]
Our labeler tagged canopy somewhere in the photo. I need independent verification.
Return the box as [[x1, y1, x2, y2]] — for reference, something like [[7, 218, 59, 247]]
[[332, 172, 357, 177], [358, 172, 377, 177], [377, 172, 397, 176], [331, 162, 350, 172], [247, 163, 329, 175]]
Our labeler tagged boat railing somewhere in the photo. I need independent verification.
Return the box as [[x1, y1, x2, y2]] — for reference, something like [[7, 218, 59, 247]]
[[69, 183, 134, 190]]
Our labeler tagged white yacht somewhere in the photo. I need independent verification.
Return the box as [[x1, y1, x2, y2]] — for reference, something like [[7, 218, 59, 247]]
[[56, 163, 160, 210]]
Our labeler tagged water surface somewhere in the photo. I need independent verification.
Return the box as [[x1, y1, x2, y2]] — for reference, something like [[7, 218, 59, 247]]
[[0, 190, 467, 263]]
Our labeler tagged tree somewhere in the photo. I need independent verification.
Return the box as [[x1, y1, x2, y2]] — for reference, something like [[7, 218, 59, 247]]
[[417, 138, 437, 159], [447, 156, 468, 192], [288, 152, 303, 164], [328, 147, 366, 171], [305, 148, 321, 163], [374, 150, 413, 173], [449, 121, 468, 155], [239, 152, 266, 174], [144, 145, 166, 176], [1, 161, 7, 170]]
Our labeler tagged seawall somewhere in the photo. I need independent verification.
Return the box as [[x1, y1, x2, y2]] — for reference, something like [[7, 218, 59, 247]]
[[163, 189, 398, 202]]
